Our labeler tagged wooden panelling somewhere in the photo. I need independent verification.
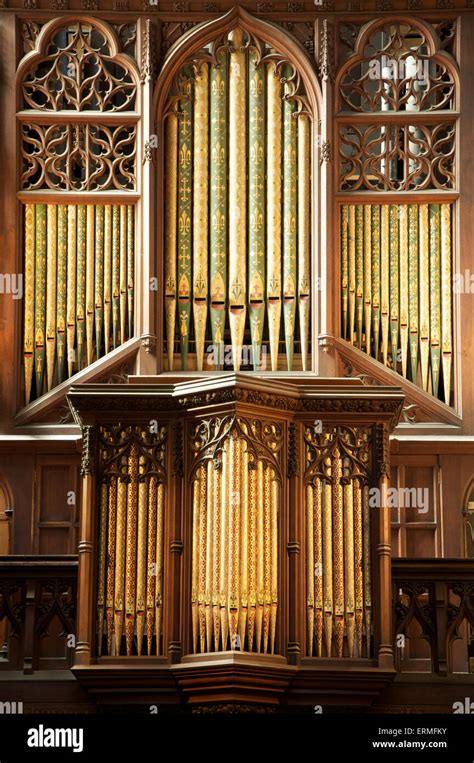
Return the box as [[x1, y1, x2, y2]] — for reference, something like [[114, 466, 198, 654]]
[[33, 456, 80, 554], [390, 456, 441, 557]]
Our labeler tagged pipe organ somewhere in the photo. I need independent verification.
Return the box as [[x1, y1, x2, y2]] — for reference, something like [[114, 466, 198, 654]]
[[337, 21, 457, 407], [190, 417, 281, 654], [340, 203, 452, 404], [96, 423, 166, 656], [304, 425, 372, 658], [19, 20, 139, 406], [70, 376, 402, 684], [164, 28, 312, 373], [23, 203, 135, 403]]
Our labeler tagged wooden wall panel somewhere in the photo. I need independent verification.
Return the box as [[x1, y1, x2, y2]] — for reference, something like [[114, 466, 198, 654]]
[[440, 454, 474, 557], [0, 455, 34, 554], [33, 457, 80, 554], [390, 457, 441, 558]]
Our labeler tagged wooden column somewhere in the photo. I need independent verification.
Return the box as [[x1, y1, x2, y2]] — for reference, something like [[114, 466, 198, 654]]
[[137, 18, 158, 374], [377, 423, 394, 669], [74, 424, 96, 666], [287, 421, 302, 664], [317, 19, 334, 368], [434, 581, 448, 676], [167, 420, 183, 663]]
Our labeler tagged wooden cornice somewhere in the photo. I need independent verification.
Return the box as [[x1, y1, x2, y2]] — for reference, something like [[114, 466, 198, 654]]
[[67, 372, 404, 429], [2, 2, 473, 17]]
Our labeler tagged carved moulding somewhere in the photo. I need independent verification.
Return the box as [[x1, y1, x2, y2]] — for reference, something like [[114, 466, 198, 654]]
[[190, 414, 283, 479]]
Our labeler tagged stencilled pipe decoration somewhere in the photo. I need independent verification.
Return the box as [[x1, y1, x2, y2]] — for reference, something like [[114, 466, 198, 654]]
[[96, 424, 166, 657], [163, 27, 312, 372], [210, 47, 228, 370], [23, 203, 135, 403], [340, 203, 453, 405], [305, 425, 372, 658], [190, 416, 282, 654]]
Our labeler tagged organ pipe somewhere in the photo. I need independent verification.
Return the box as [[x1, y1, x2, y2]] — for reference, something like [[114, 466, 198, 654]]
[[341, 203, 453, 404], [164, 34, 311, 373], [96, 427, 166, 657], [191, 433, 279, 654], [306, 433, 372, 659], [228, 29, 247, 371], [23, 203, 134, 403]]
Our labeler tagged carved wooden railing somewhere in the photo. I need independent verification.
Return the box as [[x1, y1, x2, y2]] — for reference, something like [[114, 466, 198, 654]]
[[392, 558, 474, 676], [0, 555, 78, 673]]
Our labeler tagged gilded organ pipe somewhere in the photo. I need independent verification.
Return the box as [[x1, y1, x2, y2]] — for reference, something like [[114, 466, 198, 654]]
[[177, 75, 192, 370], [119, 205, 127, 348], [371, 205, 381, 362], [192, 63, 209, 372], [363, 205, 372, 355], [111, 205, 120, 351], [97, 426, 166, 658], [283, 77, 297, 370], [248, 50, 265, 371], [66, 204, 77, 378], [23, 203, 134, 402], [355, 205, 364, 349], [298, 114, 311, 371], [103, 204, 112, 356], [380, 204, 389, 367], [228, 29, 247, 371], [419, 203, 430, 392], [210, 50, 228, 369], [348, 205, 356, 345], [86, 204, 95, 367], [164, 33, 312, 372], [190, 422, 280, 654], [266, 64, 282, 371], [94, 205, 104, 364], [105, 477, 117, 656], [147, 475, 158, 656], [429, 204, 441, 398], [46, 204, 57, 391], [408, 204, 419, 383], [389, 204, 399, 371], [24, 204, 35, 404], [136, 455, 147, 655], [322, 459, 333, 655], [341, 203, 453, 403], [305, 427, 372, 659], [341, 205, 349, 345], [399, 205, 409, 379], [313, 478, 323, 657], [440, 204, 452, 405], [165, 113, 178, 371], [125, 442, 138, 656], [56, 204, 67, 384]]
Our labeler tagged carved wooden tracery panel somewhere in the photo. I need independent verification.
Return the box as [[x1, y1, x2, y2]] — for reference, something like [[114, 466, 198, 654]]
[[20, 21, 136, 112], [21, 123, 136, 191]]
